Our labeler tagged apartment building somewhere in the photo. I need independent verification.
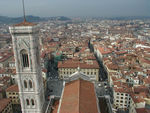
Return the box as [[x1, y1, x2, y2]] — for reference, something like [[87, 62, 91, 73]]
[[113, 88, 131, 109], [129, 93, 146, 113], [58, 60, 99, 81], [113, 81, 132, 109], [6, 84, 20, 104]]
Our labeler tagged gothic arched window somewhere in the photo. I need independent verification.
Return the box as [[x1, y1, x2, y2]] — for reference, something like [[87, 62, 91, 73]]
[[31, 99, 35, 106], [26, 99, 29, 106], [24, 80, 27, 88], [20, 49, 29, 68], [29, 80, 33, 88]]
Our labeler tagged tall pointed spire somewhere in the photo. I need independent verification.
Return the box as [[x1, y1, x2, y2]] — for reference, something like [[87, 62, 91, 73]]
[[22, 0, 26, 22], [13, 1, 36, 26]]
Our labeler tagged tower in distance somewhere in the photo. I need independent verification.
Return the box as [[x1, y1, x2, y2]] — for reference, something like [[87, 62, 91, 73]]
[[9, 21, 45, 113]]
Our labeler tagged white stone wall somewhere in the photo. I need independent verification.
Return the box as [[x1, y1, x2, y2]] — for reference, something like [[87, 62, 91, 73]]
[[113, 91, 130, 109], [9, 25, 45, 113]]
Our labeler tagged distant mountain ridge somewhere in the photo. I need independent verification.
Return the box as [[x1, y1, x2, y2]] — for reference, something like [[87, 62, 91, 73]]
[[0, 15, 71, 24], [0, 15, 150, 24]]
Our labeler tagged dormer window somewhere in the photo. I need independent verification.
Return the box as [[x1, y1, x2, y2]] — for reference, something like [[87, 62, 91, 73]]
[[20, 49, 29, 68]]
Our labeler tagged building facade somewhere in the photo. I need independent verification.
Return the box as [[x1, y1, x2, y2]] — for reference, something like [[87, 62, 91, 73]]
[[9, 21, 45, 113], [6, 84, 20, 105], [113, 89, 131, 109], [58, 60, 99, 81]]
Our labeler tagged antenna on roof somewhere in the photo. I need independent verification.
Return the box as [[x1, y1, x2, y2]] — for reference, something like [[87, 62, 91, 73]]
[[22, 0, 26, 22]]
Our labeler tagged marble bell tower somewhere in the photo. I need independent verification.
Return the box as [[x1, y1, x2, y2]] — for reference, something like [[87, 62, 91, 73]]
[[9, 21, 45, 113]]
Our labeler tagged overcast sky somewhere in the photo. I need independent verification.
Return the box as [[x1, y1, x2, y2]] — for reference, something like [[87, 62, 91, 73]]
[[0, 0, 150, 17]]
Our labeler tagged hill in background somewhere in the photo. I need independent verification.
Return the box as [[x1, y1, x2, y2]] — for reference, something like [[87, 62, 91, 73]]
[[0, 15, 71, 24]]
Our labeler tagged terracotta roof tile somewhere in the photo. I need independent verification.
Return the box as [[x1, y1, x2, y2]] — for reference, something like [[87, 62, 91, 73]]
[[6, 84, 19, 92], [136, 108, 150, 113], [0, 98, 12, 112], [58, 60, 99, 69], [130, 93, 146, 103], [98, 47, 112, 55], [14, 20, 36, 26], [59, 79, 99, 113]]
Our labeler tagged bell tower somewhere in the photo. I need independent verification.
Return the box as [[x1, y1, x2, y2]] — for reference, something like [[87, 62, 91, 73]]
[[9, 21, 45, 113]]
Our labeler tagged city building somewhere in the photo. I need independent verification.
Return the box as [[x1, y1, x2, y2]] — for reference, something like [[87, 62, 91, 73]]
[[58, 60, 99, 81], [6, 84, 21, 113], [0, 76, 12, 99], [6, 84, 19, 104], [129, 93, 147, 113], [113, 82, 132, 109], [47, 71, 109, 113], [0, 51, 13, 68], [58, 79, 100, 113]]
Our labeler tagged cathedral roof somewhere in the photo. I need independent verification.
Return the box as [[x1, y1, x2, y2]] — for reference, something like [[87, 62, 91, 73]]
[[67, 71, 91, 82], [58, 79, 99, 113]]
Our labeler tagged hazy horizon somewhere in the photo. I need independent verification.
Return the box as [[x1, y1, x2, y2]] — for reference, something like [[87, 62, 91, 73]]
[[0, 0, 150, 17]]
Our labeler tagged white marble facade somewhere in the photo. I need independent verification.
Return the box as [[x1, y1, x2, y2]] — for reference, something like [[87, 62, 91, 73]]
[[9, 24, 45, 113]]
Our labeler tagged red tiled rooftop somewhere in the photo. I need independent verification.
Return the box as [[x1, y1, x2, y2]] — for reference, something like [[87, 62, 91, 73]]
[[58, 60, 99, 69], [136, 108, 150, 113], [14, 20, 36, 26], [115, 51, 127, 55], [59, 79, 99, 113], [106, 63, 119, 70], [0, 76, 11, 82], [133, 86, 149, 94], [130, 92, 146, 103], [0, 98, 12, 112], [0, 68, 6, 74], [142, 75, 150, 84], [6, 84, 19, 92], [98, 47, 112, 55], [0, 52, 13, 62]]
